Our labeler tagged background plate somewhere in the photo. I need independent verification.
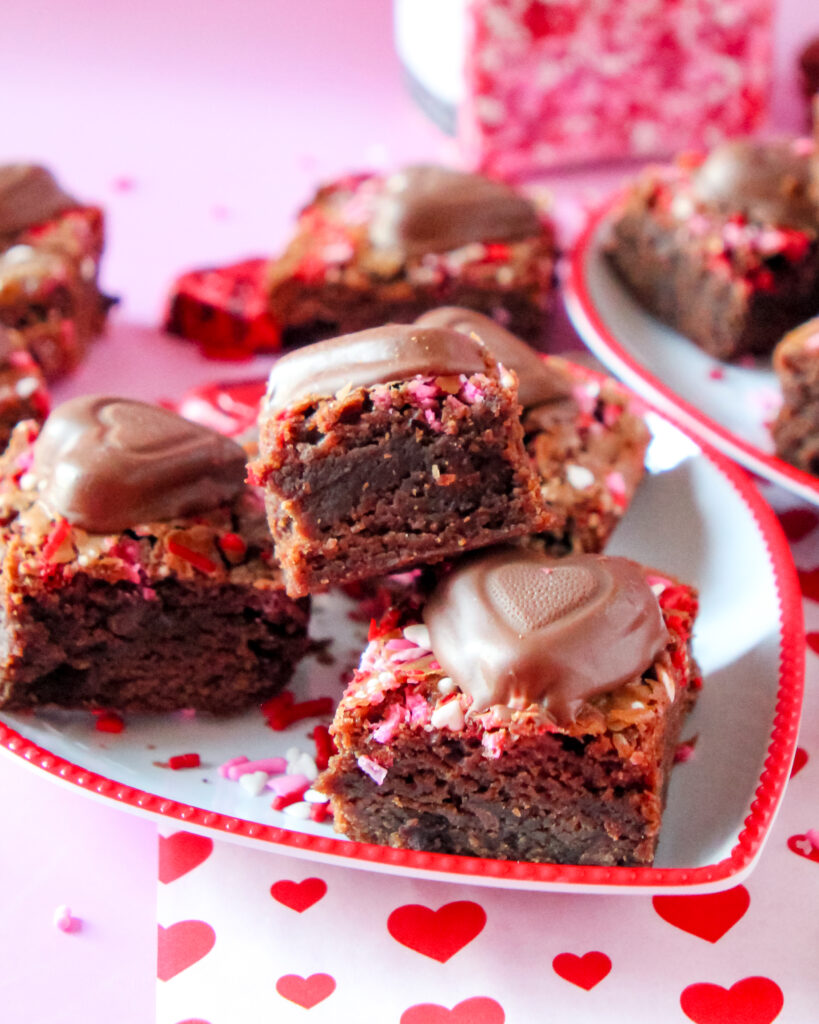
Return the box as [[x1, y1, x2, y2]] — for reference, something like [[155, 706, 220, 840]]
[[0, 406, 803, 894], [565, 194, 819, 507]]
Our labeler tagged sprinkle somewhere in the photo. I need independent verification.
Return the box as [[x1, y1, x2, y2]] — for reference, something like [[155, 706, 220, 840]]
[[566, 464, 595, 490], [437, 677, 457, 696], [167, 539, 217, 574], [218, 533, 247, 559], [806, 829, 819, 850], [304, 788, 330, 804], [357, 755, 387, 785], [402, 623, 431, 649], [271, 789, 308, 811], [168, 753, 201, 770], [42, 518, 72, 564], [227, 757, 287, 780], [53, 905, 80, 933], [218, 755, 249, 778], [287, 752, 319, 782], [268, 774, 310, 798], [238, 770, 269, 796], [308, 802, 331, 823], [94, 711, 124, 734], [430, 699, 465, 732], [282, 801, 312, 819], [372, 702, 405, 743], [674, 741, 696, 764]]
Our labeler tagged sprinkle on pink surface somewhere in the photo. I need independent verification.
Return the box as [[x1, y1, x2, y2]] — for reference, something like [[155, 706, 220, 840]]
[[111, 176, 136, 193], [53, 905, 81, 934]]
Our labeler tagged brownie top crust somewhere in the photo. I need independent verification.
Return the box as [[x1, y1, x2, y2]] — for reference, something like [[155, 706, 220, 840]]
[[423, 548, 669, 724], [368, 165, 541, 256], [414, 307, 571, 409], [0, 163, 78, 239], [32, 396, 247, 532], [265, 323, 492, 411], [773, 314, 819, 367], [690, 138, 817, 229]]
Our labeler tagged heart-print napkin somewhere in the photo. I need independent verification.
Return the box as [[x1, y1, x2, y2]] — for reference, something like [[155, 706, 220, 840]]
[[157, 489, 819, 1024]]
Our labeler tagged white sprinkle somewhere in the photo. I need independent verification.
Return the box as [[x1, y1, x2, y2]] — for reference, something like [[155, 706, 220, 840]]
[[657, 666, 676, 702], [14, 377, 39, 399], [402, 623, 431, 649], [304, 788, 330, 804], [18, 472, 35, 490], [566, 464, 595, 490], [431, 700, 465, 732], [630, 701, 645, 710], [282, 801, 311, 819], [2, 244, 35, 265], [437, 677, 457, 696], [287, 752, 318, 782], [238, 770, 269, 797]]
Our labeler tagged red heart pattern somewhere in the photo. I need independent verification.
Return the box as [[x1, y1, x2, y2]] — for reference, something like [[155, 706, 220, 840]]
[[157, 921, 216, 981], [776, 507, 819, 542], [787, 834, 819, 862], [388, 901, 487, 962], [552, 951, 611, 990], [797, 567, 819, 602], [652, 886, 750, 942], [270, 877, 327, 912], [158, 832, 214, 884], [276, 973, 336, 1009], [791, 746, 808, 777], [400, 996, 505, 1024], [680, 976, 784, 1024]]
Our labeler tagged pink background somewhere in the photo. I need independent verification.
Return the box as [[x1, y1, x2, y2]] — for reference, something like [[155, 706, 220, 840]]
[[2, 1, 819, 1021]]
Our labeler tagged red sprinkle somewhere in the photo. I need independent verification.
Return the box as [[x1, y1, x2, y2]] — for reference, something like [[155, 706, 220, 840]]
[[167, 539, 218, 574], [265, 697, 334, 731], [312, 724, 336, 770], [42, 518, 71, 563], [168, 753, 201, 770], [309, 802, 331, 823], [218, 532, 247, 559], [368, 608, 401, 642], [271, 791, 305, 811], [94, 711, 124, 734]]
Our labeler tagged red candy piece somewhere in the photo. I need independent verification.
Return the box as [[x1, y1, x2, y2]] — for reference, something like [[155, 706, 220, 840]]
[[164, 259, 281, 358], [175, 378, 266, 438], [42, 518, 71, 563], [167, 539, 218, 574], [312, 724, 336, 770], [261, 691, 333, 731], [168, 753, 201, 770], [94, 711, 125, 734]]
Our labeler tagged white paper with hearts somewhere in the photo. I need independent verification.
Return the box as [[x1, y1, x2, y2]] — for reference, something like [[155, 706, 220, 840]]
[[157, 483, 819, 1024]]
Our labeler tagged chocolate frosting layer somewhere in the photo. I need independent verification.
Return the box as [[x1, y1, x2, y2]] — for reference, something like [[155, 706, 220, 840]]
[[369, 165, 541, 256], [415, 307, 570, 409], [32, 396, 247, 532], [0, 164, 78, 238], [265, 324, 490, 411], [423, 549, 668, 723], [691, 139, 817, 229]]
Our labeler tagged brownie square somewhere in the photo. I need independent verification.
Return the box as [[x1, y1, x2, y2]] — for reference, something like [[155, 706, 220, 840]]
[[249, 324, 554, 598], [0, 398, 309, 714], [771, 315, 819, 471], [0, 165, 113, 379], [264, 166, 557, 347], [316, 549, 700, 867], [605, 139, 819, 360], [415, 308, 650, 554]]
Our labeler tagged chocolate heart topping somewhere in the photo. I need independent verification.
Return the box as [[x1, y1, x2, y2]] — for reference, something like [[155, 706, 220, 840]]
[[415, 307, 571, 409], [0, 164, 78, 238], [265, 323, 490, 411], [423, 549, 669, 723], [369, 165, 541, 256], [33, 395, 247, 532]]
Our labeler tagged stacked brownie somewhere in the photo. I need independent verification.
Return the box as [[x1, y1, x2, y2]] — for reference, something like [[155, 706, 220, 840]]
[[165, 164, 557, 355], [248, 320, 698, 866], [0, 164, 113, 379], [0, 397, 309, 713], [771, 315, 819, 471], [0, 327, 49, 451], [605, 138, 819, 360]]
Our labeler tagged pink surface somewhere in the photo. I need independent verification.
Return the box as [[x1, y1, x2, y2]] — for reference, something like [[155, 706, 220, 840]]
[[1, 1, 819, 1022]]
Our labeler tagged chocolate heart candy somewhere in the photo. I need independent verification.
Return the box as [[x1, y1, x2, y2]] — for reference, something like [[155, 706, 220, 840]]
[[33, 395, 247, 532], [0, 164, 77, 237], [369, 165, 541, 256], [415, 307, 571, 409], [423, 549, 668, 722]]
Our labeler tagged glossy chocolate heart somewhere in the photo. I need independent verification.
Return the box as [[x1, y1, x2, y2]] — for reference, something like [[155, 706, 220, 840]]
[[33, 395, 247, 532]]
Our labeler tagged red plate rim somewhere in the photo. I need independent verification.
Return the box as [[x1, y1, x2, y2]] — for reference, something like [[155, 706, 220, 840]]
[[0, 386, 805, 892], [565, 192, 819, 506]]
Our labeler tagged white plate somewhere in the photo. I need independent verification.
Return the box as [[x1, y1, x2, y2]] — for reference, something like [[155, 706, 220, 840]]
[[565, 195, 819, 506], [0, 404, 803, 894]]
